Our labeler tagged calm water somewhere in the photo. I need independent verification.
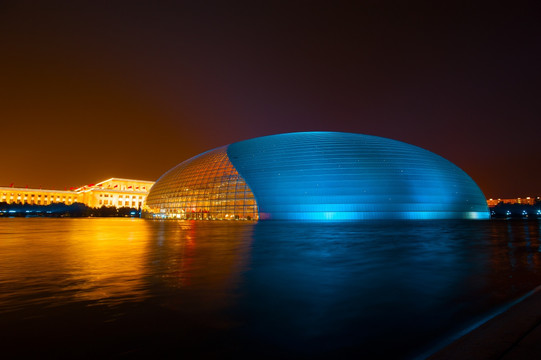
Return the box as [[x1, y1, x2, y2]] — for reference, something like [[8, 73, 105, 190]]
[[1, 218, 540, 358]]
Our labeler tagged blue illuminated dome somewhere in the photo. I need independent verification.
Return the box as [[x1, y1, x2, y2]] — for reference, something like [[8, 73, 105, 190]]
[[144, 132, 489, 220]]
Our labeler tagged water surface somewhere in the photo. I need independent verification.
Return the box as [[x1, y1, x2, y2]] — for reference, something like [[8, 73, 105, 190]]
[[0, 218, 540, 358]]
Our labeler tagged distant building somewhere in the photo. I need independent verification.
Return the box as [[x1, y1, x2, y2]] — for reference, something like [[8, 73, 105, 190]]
[[487, 197, 539, 208], [0, 178, 155, 209], [0, 188, 79, 206]]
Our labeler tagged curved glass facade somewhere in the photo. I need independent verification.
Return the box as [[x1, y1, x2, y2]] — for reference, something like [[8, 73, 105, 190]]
[[144, 132, 489, 220], [143, 146, 258, 220], [227, 132, 489, 220]]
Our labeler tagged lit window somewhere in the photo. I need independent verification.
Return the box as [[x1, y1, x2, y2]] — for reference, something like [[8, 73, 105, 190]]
[[143, 146, 257, 220]]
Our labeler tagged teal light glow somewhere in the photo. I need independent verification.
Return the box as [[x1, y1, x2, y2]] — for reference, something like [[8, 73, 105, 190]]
[[227, 132, 489, 220], [145, 132, 489, 221]]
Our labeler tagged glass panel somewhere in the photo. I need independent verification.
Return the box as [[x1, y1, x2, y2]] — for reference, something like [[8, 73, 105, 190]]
[[227, 132, 489, 220], [143, 146, 258, 220]]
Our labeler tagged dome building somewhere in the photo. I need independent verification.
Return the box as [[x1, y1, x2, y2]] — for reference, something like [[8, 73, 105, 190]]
[[143, 132, 489, 220]]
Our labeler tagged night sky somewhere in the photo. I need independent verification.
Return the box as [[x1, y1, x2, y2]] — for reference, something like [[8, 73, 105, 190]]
[[1, 1, 539, 197]]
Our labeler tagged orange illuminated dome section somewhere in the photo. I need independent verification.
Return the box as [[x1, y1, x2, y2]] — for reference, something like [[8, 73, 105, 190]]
[[145, 132, 489, 221], [143, 146, 258, 220]]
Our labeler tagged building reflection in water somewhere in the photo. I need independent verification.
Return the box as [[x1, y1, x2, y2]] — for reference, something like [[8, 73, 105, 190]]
[[143, 220, 255, 317], [487, 221, 541, 296], [1, 218, 541, 358], [0, 218, 153, 311], [229, 220, 541, 358], [0, 218, 255, 315], [63, 218, 152, 304]]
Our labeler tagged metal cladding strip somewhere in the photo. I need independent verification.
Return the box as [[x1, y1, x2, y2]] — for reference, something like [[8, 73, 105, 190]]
[[226, 132, 490, 220], [144, 145, 258, 220]]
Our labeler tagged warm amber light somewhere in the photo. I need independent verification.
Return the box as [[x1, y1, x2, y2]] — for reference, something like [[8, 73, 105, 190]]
[[0, 178, 155, 209], [144, 147, 258, 220]]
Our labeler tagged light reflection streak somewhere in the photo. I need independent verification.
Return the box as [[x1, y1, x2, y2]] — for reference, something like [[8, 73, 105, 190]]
[[0, 218, 152, 311]]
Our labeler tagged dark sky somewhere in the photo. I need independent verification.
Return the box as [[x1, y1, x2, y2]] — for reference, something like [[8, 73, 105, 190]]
[[1, 1, 539, 197]]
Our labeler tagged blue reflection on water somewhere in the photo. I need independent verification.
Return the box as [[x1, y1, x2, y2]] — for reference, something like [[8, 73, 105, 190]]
[[232, 220, 496, 358], [0, 219, 540, 359]]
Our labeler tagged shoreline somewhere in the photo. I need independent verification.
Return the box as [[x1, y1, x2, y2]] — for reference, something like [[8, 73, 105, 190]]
[[426, 285, 541, 359]]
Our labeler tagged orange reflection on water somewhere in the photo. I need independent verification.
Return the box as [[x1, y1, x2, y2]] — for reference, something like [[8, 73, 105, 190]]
[[0, 218, 255, 319], [149, 220, 253, 301], [0, 218, 152, 311], [63, 218, 152, 305]]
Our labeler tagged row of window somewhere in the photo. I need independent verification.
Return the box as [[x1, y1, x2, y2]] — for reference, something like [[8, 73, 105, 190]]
[[98, 186, 148, 190], [165, 213, 255, 221], [3, 199, 77, 205], [98, 200, 143, 207], [2, 193, 75, 198], [1, 196, 76, 201], [1, 198, 142, 208], [99, 194, 143, 199]]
